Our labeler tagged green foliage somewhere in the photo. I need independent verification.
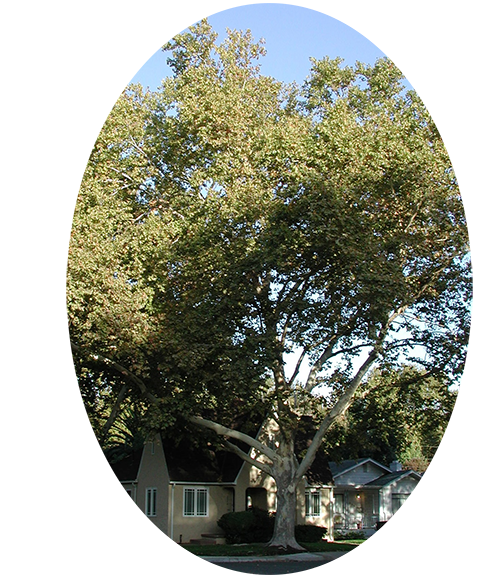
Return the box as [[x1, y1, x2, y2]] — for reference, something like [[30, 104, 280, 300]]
[[104, 403, 147, 453], [295, 525, 327, 542], [324, 366, 456, 468], [68, 20, 471, 528], [217, 509, 275, 544]]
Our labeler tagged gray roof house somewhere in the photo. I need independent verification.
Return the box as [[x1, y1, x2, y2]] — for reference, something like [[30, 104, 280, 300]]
[[329, 458, 422, 533]]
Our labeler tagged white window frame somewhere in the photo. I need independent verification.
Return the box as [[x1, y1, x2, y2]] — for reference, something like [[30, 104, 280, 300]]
[[305, 489, 321, 517], [145, 487, 157, 517], [183, 487, 209, 517]]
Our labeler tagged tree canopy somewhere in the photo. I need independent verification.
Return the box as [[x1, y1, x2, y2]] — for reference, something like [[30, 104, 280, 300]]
[[323, 365, 457, 471], [67, 20, 471, 551]]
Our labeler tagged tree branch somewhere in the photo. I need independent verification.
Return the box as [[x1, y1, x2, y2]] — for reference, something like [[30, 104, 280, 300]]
[[222, 440, 274, 477], [101, 383, 131, 440], [303, 337, 338, 393], [287, 346, 309, 387], [295, 346, 380, 481], [188, 415, 277, 463], [70, 342, 160, 406]]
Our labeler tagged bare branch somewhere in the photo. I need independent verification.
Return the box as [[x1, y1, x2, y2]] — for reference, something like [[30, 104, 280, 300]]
[[188, 415, 277, 463], [70, 342, 160, 406], [303, 308, 365, 393], [101, 383, 131, 440], [303, 338, 336, 393], [222, 440, 274, 477], [287, 346, 309, 387], [295, 346, 379, 481]]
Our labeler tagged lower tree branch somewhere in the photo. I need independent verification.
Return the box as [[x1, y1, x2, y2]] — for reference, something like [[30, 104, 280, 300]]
[[222, 439, 274, 477], [188, 415, 278, 463], [295, 346, 379, 481], [101, 383, 131, 440], [71, 341, 160, 406]]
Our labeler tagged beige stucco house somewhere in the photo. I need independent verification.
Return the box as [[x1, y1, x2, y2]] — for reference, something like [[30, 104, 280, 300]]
[[109, 429, 335, 543]]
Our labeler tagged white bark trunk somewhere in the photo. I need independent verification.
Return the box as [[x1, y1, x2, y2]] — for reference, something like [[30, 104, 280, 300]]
[[266, 453, 306, 553]]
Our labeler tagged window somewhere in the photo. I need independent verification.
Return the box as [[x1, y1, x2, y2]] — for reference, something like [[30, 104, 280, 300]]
[[305, 489, 321, 517], [183, 487, 209, 517], [392, 493, 409, 514], [146, 487, 157, 517]]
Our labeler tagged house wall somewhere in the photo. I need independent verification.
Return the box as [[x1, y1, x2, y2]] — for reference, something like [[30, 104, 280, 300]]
[[235, 461, 276, 512], [137, 436, 170, 520], [66, 440, 169, 575], [235, 462, 311, 525], [169, 484, 235, 543], [304, 486, 333, 540], [66, 439, 170, 520]]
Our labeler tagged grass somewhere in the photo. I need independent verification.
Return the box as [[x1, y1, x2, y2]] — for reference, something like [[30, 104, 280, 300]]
[[179, 541, 349, 556]]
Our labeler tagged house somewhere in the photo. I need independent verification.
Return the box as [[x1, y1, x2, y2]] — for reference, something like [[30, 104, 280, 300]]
[[329, 458, 422, 532], [66, 440, 169, 575], [108, 427, 335, 543], [67, 431, 434, 574]]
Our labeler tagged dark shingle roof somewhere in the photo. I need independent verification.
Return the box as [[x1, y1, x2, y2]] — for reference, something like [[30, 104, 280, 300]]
[[164, 440, 244, 483]]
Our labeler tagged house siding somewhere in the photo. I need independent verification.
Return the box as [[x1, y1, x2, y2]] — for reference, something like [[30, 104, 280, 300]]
[[335, 462, 388, 486]]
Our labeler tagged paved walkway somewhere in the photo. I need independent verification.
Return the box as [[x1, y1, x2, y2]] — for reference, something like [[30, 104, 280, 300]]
[[201, 550, 350, 563]]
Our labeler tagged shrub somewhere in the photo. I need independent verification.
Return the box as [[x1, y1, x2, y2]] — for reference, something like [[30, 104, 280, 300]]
[[334, 530, 365, 541], [218, 510, 331, 545], [217, 508, 274, 544], [295, 524, 327, 543]]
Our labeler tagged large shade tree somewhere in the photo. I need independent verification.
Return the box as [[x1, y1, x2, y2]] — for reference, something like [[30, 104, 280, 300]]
[[324, 365, 458, 471], [68, 21, 471, 552]]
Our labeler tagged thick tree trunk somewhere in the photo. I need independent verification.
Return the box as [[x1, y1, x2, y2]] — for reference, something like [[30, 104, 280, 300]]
[[266, 454, 306, 553]]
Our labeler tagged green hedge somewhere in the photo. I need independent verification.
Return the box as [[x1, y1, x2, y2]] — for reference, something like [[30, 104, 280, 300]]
[[218, 510, 328, 544], [334, 530, 365, 540], [295, 524, 327, 543], [217, 508, 274, 544]]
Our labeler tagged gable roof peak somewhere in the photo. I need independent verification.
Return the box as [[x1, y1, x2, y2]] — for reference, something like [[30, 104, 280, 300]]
[[328, 457, 391, 478]]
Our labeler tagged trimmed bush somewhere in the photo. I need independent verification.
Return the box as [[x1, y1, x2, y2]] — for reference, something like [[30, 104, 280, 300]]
[[217, 508, 274, 544], [295, 524, 327, 543], [218, 510, 329, 545], [334, 530, 365, 541]]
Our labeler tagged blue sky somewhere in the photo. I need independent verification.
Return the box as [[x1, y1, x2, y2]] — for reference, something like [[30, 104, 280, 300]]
[[66, 2, 472, 90], [66, 3, 388, 89]]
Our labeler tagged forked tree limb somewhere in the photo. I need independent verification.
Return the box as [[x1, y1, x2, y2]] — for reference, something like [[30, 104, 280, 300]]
[[222, 439, 274, 477], [188, 415, 278, 463]]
